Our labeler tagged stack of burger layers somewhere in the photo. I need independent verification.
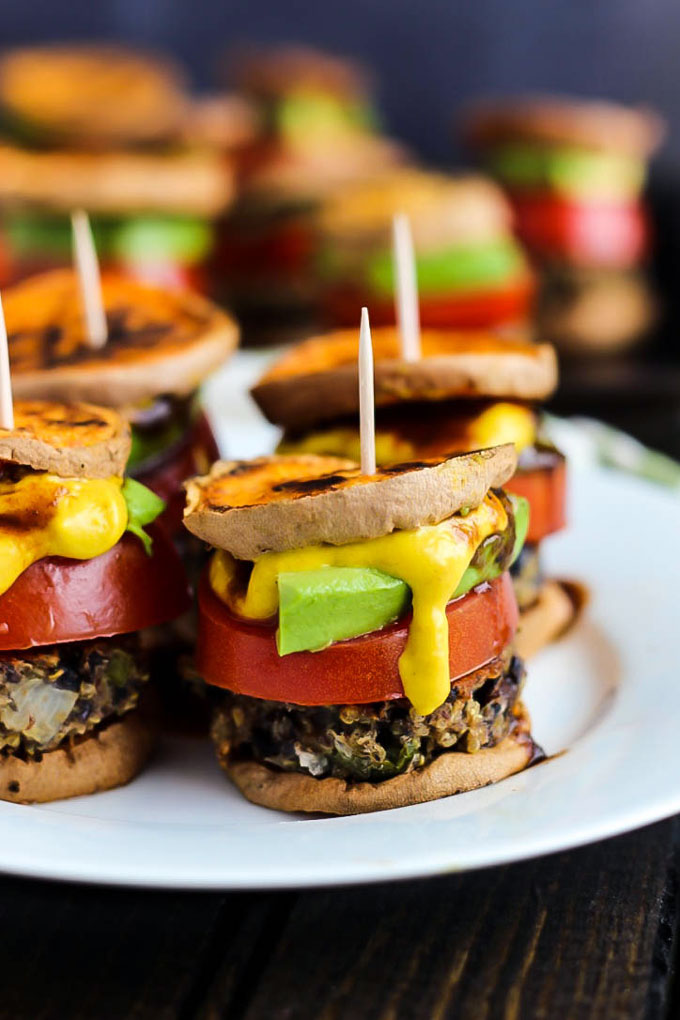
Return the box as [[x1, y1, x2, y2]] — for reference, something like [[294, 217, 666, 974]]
[[3, 268, 238, 536], [252, 326, 574, 657], [1, 266, 239, 728], [0, 45, 253, 291], [316, 167, 534, 333], [210, 45, 408, 343], [464, 95, 666, 354]]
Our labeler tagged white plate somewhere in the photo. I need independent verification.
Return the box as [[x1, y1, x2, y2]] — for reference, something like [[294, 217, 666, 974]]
[[0, 352, 678, 889]]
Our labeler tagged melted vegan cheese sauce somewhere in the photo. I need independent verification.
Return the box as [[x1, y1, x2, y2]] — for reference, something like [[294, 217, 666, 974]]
[[462, 403, 536, 452], [279, 428, 414, 464], [210, 492, 507, 716], [0, 473, 128, 595], [279, 402, 537, 463]]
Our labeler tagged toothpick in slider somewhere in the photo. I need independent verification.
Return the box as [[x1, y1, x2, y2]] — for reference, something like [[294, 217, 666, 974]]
[[359, 306, 376, 476], [71, 209, 108, 349], [0, 294, 14, 430], [392, 212, 421, 361]]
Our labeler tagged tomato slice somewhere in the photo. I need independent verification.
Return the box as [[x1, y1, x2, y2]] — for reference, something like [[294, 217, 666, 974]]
[[0, 530, 190, 651], [510, 193, 649, 267], [197, 572, 518, 705], [212, 219, 315, 278], [136, 412, 220, 536], [507, 452, 566, 543], [322, 276, 534, 331]]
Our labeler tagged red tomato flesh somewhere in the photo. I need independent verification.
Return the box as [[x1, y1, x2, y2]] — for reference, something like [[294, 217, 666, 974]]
[[322, 277, 534, 331], [0, 530, 190, 651], [197, 572, 518, 706], [212, 219, 315, 279], [507, 454, 567, 544], [510, 193, 649, 268]]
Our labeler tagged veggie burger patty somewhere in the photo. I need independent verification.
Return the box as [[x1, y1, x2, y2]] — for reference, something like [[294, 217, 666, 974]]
[[0, 637, 148, 757], [212, 651, 527, 782]]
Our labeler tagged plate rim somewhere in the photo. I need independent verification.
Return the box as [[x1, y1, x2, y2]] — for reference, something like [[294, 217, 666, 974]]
[[0, 401, 677, 889]]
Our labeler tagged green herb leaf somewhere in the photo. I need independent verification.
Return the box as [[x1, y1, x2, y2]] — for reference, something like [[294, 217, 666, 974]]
[[122, 477, 165, 555]]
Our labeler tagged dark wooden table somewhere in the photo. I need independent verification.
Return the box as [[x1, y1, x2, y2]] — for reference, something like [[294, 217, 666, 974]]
[[4, 356, 680, 1020], [1, 817, 678, 1019]]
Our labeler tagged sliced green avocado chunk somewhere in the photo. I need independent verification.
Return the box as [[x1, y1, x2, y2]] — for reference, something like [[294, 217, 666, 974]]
[[276, 93, 377, 141], [452, 494, 529, 596], [365, 238, 526, 299], [276, 495, 530, 656], [487, 143, 645, 199], [277, 567, 410, 655], [3, 212, 212, 263]]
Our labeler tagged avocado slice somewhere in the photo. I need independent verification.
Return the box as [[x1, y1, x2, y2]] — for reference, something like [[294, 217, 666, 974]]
[[276, 94, 377, 142], [276, 495, 529, 656], [4, 212, 212, 263], [487, 143, 645, 200], [277, 567, 410, 655], [365, 238, 526, 299], [452, 493, 529, 596]]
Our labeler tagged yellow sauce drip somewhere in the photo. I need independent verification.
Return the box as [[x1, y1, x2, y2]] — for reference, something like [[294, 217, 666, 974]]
[[210, 493, 507, 716], [468, 403, 537, 452], [0, 473, 128, 595], [279, 401, 537, 462], [278, 428, 414, 464]]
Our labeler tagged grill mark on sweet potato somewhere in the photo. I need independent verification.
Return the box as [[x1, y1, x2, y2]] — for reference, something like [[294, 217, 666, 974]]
[[7, 301, 202, 373], [222, 462, 259, 477], [23, 417, 107, 429], [272, 473, 350, 495], [377, 460, 430, 474], [106, 310, 174, 349]]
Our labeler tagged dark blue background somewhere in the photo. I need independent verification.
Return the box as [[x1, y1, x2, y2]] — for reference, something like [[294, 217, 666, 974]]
[[3, 0, 678, 165]]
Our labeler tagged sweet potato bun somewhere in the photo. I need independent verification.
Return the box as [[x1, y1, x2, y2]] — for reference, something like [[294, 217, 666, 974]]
[[0, 710, 157, 804], [0, 400, 130, 477], [0, 44, 187, 146], [252, 328, 557, 430], [464, 95, 665, 157], [6, 270, 239, 407], [183, 447, 517, 558], [515, 579, 581, 660], [222, 706, 534, 815]]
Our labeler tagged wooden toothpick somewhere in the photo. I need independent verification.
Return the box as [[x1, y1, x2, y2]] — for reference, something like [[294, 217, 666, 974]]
[[71, 209, 108, 349], [392, 212, 421, 361], [0, 294, 13, 430], [359, 306, 376, 475]]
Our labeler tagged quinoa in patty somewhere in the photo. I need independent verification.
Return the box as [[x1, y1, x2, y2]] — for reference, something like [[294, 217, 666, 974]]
[[211, 652, 527, 783]]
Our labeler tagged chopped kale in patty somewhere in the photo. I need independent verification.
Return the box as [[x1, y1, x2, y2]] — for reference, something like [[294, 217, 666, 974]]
[[211, 653, 526, 783], [0, 637, 148, 757]]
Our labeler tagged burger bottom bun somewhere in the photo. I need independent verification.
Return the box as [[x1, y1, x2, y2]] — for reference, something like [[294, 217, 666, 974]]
[[0, 709, 157, 804], [222, 706, 535, 816], [539, 272, 656, 354], [515, 578, 584, 660]]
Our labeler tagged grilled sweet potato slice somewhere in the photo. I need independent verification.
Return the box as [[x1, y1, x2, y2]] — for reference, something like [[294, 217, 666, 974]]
[[6, 270, 238, 407], [251, 327, 557, 430], [183, 446, 517, 558], [0, 45, 186, 146], [0, 400, 130, 477]]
